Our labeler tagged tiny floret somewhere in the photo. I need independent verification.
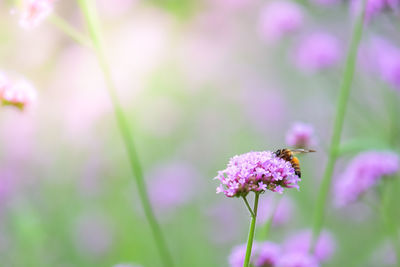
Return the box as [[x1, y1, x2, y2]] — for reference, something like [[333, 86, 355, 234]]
[[18, 0, 55, 29], [215, 151, 300, 197], [0, 72, 37, 110]]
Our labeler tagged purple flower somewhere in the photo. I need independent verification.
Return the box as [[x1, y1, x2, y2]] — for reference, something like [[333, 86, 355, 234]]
[[283, 229, 336, 262], [294, 32, 341, 72], [255, 241, 281, 267], [257, 195, 294, 227], [351, 0, 399, 21], [285, 122, 316, 148], [229, 242, 281, 267], [215, 151, 301, 197], [229, 243, 259, 267], [363, 37, 400, 91], [276, 252, 320, 267], [334, 151, 399, 207], [148, 162, 199, 212], [258, 1, 304, 42]]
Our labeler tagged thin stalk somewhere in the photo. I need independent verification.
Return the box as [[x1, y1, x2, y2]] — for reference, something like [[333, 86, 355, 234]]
[[75, 1, 173, 266], [242, 196, 255, 218], [380, 180, 400, 265], [311, 0, 366, 250], [48, 15, 91, 48], [243, 193, 260, 267]]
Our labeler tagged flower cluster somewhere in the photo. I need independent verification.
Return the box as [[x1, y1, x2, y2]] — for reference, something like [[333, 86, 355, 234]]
[[294, 32, 341, 72], [228, 239, 329, 267], [362, 37, 400, 91], [0, 72, 37, 110], [19, 0, 55, 29], [285, 122, 316, 148], [351, 0, 400, 21], [334, 151, 400, 207], [215, 151, 300, 197], [258, 1, 303, 42]]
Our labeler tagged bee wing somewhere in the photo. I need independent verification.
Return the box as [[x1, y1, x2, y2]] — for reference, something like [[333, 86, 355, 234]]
[[291, 149, 316, 155]]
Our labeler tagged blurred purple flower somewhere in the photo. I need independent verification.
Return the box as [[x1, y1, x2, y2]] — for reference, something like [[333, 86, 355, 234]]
[[74, 214, 113, 256], [351, 0, 399, 21], [294, 32, 341, 72], [334, 151, 399, 207], [370, 241, 398, 266], [257, 195, 294, 227], [18, 0, 55, 29], [206, 202, 240, 244], [363, 37, 400, 91], [148, 162, 199, 213], [283, 229, 336, 262], [258, 0, 304, 42], [285, 122, 316, 148], [276, 252, 320, 267], [215, 151, 301, 197], [255, 241, 281, 267], [229, 243, 259, 267]]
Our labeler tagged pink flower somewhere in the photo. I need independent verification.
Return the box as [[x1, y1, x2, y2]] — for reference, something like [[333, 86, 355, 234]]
[[257, 196, 294, 227], [255, 242, 281, 266], [147, 162, 199, 213], [294, 32, 341, 72], [258, 0, 304, 42], [215, 151, 300, 198], [334, 151, 399, 207], [19, 0, 55, 29], [277, 252, 320, 267], [0, 72, 37, 110], [351, 0, 400, 21], [229, 243, 259, 267], [285, 122, 316, 148], [283, 229, 336, 262]]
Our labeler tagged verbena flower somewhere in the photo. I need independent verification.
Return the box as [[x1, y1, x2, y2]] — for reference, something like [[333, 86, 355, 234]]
[[334, 151, 400, 207], [0, 72, 37, 110], [215, 151, 300, 197], [363, 37, 400, 91], [285, 122, 316, 148], [255, 241, 281, 267], [229, 242, 280, 267], [19, 0, 55, 29], [276, 252, 320, 267], [283, 229, 336, 262], [294, 32, 341, 72], [257, 195, 294, 227], [229, 243, 259, 267], [258, 0, 303, 42], [148, 162, 199, 213], [351, 0, 399, 21]]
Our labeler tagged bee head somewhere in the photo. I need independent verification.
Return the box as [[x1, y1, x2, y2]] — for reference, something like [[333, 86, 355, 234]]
[[274, 149, 282, 156]]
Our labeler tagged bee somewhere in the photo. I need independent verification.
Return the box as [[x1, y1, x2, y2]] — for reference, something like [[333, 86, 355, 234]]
[[274, 148, 316, 178]]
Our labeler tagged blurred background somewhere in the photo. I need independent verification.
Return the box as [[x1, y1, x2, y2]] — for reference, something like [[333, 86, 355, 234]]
[[0, 0, 399, 266]]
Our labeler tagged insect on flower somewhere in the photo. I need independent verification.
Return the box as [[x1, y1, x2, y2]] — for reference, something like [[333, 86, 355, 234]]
[[274, 148, 316, 178]]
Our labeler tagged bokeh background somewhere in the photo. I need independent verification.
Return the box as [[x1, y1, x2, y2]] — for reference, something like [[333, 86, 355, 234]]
[[0, 0, 399, 266]]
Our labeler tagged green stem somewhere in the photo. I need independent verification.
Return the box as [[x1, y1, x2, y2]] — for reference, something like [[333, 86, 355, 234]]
[[48, 15, 92, 48], [242, 196, 255, 218], [75, 1, 173, 266], [311, 0, 366, 250], [243, 193, 260, 267], [380, 180, 400, 266]]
